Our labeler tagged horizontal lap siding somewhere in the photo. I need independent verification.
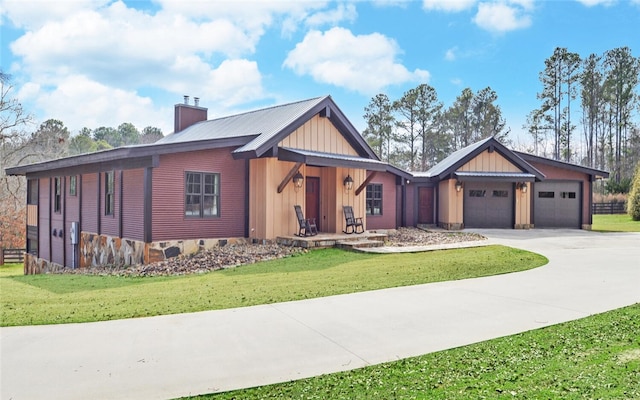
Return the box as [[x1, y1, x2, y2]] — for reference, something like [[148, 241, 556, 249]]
[[81, 173, 98, 233], [51, 177, 64, 265], [366, 172, 398, 230], [152, 149, 247, 241], [122, 169, 145, 241]]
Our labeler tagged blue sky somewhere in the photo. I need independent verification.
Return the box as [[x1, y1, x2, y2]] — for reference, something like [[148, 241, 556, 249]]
[[1, 0, 638, 147]]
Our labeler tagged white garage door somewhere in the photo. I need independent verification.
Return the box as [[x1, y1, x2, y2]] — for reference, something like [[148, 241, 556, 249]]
[[464, 182, 513, 228], [534, 181, 581, 228]]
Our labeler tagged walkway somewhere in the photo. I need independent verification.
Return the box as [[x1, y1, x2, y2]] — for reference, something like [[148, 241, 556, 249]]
[[1, 230, 639, 399]]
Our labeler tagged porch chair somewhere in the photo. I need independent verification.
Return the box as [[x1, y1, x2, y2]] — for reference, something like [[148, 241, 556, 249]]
[[343, 205, 364, 234], [294, 205, 318, 236]]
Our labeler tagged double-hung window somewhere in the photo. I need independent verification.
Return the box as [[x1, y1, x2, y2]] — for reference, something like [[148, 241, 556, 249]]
[[185, 172, 220, 218], [366, 183, 383, 216], [53, 177, 61, 213], [105, 171, 114, 215]]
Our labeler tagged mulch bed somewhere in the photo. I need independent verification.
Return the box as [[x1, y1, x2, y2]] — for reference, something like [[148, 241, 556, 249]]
[[55, 227, 485, 277]]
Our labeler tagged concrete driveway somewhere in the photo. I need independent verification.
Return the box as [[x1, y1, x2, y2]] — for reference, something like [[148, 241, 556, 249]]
[[1, 230, 639, 399]]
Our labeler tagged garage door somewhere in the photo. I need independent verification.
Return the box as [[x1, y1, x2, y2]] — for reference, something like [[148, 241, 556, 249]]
[[464, 182, 513, 228], [534, 181, 581, 228]]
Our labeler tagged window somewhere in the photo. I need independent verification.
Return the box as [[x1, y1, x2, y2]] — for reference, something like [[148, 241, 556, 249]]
[[366, 184, 383, 215], [185, 172, 220, 218], [492, 190, 508, 198], [105, 171, 114, 215], [561, 192, 576, 199], [69, 176, 77, 196], [538, 191, 555, 198], [54, 177, 61, 213], [27, 179, 38, 205], [469, 190, 486, 197]]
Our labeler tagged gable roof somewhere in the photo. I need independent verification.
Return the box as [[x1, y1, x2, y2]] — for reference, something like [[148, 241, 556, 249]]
[[514, 151, 609, 179], [159, 95, 379, 160], [7, 95, 379, 177], [413, 137, 545, 182]]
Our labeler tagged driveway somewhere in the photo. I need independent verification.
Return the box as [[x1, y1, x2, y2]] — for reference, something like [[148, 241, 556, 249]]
[[1, 230, 639, 399]]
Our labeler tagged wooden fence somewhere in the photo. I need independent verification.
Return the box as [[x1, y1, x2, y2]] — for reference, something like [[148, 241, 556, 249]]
[[1, 248, 26, 265], [592, 202, 627, 215]]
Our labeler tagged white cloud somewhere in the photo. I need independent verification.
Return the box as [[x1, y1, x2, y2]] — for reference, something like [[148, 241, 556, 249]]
[[575, 0, 616, 6], [445, 47, 458, 61], [451, 78, 463, 86], [305, 3, 358, 27], [18, 75, 172, 133], [474, 2, 532, 32], [1, 0, 110, 29], [283, 27, 430, 95], [423, 0, 477, 12]]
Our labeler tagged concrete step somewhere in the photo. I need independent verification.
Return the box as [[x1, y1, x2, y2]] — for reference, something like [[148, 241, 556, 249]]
[[336, 239, 385, 251]]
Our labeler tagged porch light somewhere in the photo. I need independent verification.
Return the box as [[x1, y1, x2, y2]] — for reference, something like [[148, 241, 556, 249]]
[[343, 175, 354, 191], [517, 182, 528, 193], [293, 171, 304, 189], [455, 180, 463, 192]]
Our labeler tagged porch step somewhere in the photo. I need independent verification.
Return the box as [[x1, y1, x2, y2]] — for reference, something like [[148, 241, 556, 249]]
[[336, 238, 386, 251]]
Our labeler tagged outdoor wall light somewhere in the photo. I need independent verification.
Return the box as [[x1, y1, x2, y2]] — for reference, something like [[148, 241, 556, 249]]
[[343, 175, 354, 191], [517, 182, 528, 193], [293, 171, 304, 189], [455, 180, 463, 192]]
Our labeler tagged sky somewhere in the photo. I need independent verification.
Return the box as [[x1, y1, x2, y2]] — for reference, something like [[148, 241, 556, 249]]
[[1, 0, 639, 147]]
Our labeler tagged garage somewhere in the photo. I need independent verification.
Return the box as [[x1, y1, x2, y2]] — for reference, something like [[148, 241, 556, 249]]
[[533, 180, 581, 228], [463, 181, 513, 228]]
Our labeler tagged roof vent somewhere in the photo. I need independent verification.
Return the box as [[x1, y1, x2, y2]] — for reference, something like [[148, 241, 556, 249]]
[[184, 95, 189, 105], [194, 97, 200, 107]]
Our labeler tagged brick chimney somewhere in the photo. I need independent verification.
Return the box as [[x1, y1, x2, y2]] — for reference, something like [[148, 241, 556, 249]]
[[174, 95, 208, 133]]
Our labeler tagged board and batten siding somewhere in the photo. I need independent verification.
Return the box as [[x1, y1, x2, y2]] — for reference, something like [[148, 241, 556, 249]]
[[122, 168, 145, 241], [458, 150, 521, 172], [81, 173, 98, 234], [279, 115, 358, 156], [151, 148, 247, 241]]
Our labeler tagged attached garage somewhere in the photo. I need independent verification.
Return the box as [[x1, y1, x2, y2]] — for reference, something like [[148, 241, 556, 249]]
[[533, 180, 582, 228], [464, 182, 513, 228]]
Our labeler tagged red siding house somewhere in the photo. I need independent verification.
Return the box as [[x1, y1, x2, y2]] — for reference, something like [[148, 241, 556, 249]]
[[6, 96, 608, 274]]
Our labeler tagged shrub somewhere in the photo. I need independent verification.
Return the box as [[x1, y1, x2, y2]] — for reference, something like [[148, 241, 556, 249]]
[[628, 162, 640, 221]]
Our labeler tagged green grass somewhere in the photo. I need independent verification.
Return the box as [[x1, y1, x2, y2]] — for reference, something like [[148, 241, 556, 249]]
[[0, 245, 546, 327], [186, 304, 640, 400], [592, 214, 640, 232]]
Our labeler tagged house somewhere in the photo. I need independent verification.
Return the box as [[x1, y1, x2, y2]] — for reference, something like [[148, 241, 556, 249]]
[[6, 96, 608, 274], [406, 137, 608, 230]]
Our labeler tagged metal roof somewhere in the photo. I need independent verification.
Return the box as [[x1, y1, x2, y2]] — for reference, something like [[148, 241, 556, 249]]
[[278, 147, 389, 171], [158, 96, 327, 147], [454, 171, 537, 182]]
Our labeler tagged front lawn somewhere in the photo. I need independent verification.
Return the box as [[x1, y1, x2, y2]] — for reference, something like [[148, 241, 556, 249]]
[[187, 304, 640, 400], [592, 214, 640, 232], [0, 245, 546, 326]]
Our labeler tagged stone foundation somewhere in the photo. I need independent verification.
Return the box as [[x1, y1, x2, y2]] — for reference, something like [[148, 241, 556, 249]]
[[23, 233, 248, 274], [439, 222, 464, 230], [514, 224, 533, 229]]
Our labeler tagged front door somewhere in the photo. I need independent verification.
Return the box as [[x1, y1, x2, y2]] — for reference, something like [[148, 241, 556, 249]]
[[305, 177, 320, 231], [418, 187, 434, 224]]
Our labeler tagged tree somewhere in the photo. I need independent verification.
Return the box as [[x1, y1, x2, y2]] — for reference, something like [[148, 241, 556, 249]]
[[445, 87, 475, 150], [627, 161, 640, 220], [140, 126, 164, 144], [537, 47, 581, 162], [363, 94, 394, 163], [524, 108, 552, 157], [0, 72, 34, 249], [393, 88, 422, 170], [413, 84, 445, 171], [93, 126, 120, 147], [117, 122, 140, 146], [602, 47, 640, 183], [580, 53, 605, 168]]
